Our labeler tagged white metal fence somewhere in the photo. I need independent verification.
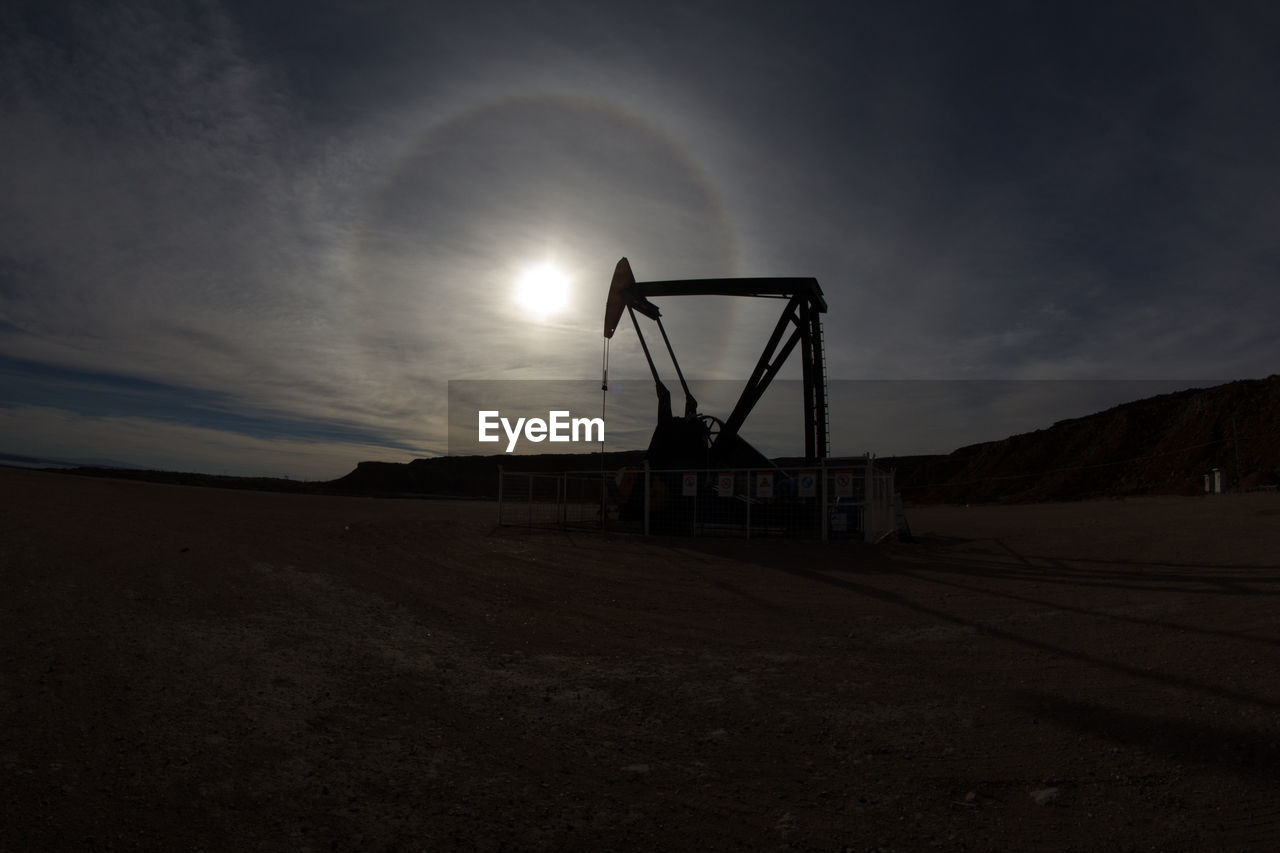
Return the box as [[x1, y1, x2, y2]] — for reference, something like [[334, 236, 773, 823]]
[[497, 456, 900, 541]]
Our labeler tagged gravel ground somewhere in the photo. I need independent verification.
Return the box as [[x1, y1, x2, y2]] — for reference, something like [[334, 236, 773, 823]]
[[3, 466, 1278, 851]]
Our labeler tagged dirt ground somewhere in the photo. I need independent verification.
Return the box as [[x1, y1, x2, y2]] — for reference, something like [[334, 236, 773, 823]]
[[2, 466, 1279, 852]]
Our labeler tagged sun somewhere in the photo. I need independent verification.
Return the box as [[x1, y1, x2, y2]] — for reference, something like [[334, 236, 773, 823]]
[[515, 262, 570, 318]]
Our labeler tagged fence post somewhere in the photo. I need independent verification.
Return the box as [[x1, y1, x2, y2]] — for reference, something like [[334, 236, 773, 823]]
[[746, 469, 752, 539], [693, 470, 699, 536], [821, 459, 828, 541], [864, 453, 874, 543], [497, 464, 504, 525], [601, 468, 608, 531], [560, 472, 567, 527], [889, 468, 896, 538], [643, 461, 650, 536]]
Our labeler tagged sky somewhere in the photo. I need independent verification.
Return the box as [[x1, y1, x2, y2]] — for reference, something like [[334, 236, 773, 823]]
[[2, 1, 1278, 478]]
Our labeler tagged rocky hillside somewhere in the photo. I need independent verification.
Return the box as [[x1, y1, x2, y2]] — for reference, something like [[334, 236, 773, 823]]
[[896, 376, 1280, 503]]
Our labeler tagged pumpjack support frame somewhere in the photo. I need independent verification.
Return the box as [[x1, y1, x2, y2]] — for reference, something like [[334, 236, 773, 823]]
[[603, 257, 829, 467]]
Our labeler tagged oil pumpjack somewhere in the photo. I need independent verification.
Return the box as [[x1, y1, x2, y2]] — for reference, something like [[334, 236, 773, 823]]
[[602, 256, 830, 476]]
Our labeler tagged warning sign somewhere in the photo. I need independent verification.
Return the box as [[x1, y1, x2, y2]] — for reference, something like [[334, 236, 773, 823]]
[[682, 472, 698, 496], [755, 472, 774, 498], [717, 473, 735, 497], [834, 471, 854, 498], [798, 471, 816, 497]]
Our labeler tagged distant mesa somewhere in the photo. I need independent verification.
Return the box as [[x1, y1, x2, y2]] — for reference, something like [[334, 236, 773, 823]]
[[324, 451, 645, 499]]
